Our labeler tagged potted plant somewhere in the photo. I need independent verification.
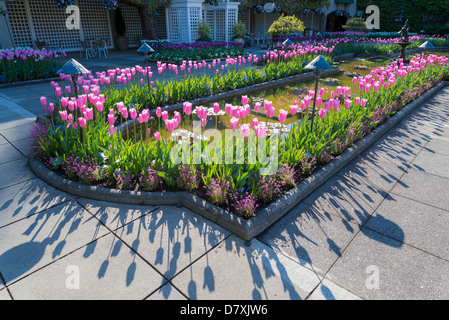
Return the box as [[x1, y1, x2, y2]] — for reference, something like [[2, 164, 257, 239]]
[[233, 21, 247, 48], [115, 7, 129, 51], [196, 20, 212, 42]]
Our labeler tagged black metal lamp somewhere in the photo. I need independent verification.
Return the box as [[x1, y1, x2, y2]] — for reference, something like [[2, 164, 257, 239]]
[[304, 55, 333, 132], [137, 43, 155, 87], [57, 58, 89, 100]]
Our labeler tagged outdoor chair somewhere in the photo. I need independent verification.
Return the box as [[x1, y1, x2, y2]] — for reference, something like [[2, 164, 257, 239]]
[[33, 40, 47, 50], [79, 40, 95, 60], [96, 39, 108, 58]]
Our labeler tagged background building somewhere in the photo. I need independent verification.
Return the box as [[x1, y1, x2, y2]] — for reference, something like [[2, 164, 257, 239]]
[[0, 0, 359, 51]]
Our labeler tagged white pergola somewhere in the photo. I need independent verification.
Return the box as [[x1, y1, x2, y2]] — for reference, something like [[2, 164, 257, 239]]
[[165, 0, 240, 43]]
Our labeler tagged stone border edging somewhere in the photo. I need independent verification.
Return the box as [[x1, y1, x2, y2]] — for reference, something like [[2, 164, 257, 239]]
[[29, 82, 447, 241]]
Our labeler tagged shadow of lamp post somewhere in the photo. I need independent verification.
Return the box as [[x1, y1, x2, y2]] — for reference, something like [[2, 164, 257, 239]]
[[304, 55, 333, 132], [137, 43, 155, 87]]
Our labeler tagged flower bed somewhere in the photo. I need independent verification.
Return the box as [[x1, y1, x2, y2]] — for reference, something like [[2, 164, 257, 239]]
[[0, 47, 67, 83], [148, 41, 245, 63], [29, 52, 448, 220]]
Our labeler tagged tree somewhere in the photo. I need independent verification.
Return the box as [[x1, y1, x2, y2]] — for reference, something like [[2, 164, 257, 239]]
[[343, 17, 368, 32], [114, 0, 168, 40], [239, 0, 330, 15], [268, 14, 305, 39]]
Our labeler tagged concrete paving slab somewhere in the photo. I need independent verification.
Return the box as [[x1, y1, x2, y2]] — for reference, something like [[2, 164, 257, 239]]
[[0, 117, 35, 131], [0, 135, 7, 146], [145, 283, 188, 300], [172, 235, 321, 300], [335, 156, 408, 192], [258, 203, 358, 277], [423, 136, 449, 156], [113, 206, 231, 281], [0, 288, 11, 300], [6, 233, 168, 300], [77, 198, 159, 232], [0, 178, 73, 228], [365, 194, 449, 260], [410, 150, 449, 179], [9, 138, 32, 157], [0, 121, 36, 142], [390, 170, 449, 211], [326, 228, 449, 300], [307, 279, 363, 300], [0, 159, 35, 190], [0, 201, 110, 285], [0, 143, 24, 165], [302, 175, 388, 226]]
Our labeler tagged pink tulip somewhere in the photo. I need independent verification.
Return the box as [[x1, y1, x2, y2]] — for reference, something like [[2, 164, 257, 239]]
[[156, 107, 162, 118], [201, 118, 207, 127], [59, 110, 68, 121], [49, 103, 55, 112], [60, 97, 69, 108], [40, 96, 47, 106], [319, 109, 327, 119], [213, 102, 220, 114], [183, 102, 192, 115], [240, 123, 250, 138], [319, 88, 325, 96], [108, 114, 115, 125], [230, 117, 239, 130], [78, 117, 87, 128], [109, 125, 115, 135], [225, 103, 232, 114], [290, 104, 298, 116], [68, 101, 76, 112], [242, 95, 248, 105], [252, 118, 259, 128], [254, 125, 268, 138], [278, 109, 288, 123], [121, 108, 129, 119], [130, 108, 137, 120], [361, 99, 367, 107], [345, 99, 351, 109], [254, 102, 261, 112], [174, 111, 181, 123], [55, 87, 62, 97], [316, 96, 322, 107], [154, 132, 161, 141], [117, 102, 124, 113], [162, 111, 168, 121], [265, 107, 275, 118], [95, 101, 104, 112]]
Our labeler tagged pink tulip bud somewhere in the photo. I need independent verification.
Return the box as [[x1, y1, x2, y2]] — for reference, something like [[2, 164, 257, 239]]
[[213, 102, 220, 114], [240, 123, 250, 138], [154, 132, 161, 141], [278, 109, 288, 123], [40, 96, 47, 106], [78, 117, 87, 128], [230, 117, 239, 130], [108, 114, 115, 125], [319, 109, 327, 119], [59, 110, 68, 121], [109, 125, 115, 135]]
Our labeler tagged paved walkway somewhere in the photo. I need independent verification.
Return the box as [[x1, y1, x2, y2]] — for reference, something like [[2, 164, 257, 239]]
[[1, 73, 449, 299]]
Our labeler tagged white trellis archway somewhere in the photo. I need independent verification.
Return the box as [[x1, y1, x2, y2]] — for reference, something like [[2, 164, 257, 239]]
[[165, 0, 240, 43]]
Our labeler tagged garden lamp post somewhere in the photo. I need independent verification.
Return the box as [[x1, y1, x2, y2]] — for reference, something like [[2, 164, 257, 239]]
[[304, 55, 333, 132], [137, 43, 155, 87], [419, 40, 434, 56], [282, 38, 293, 46], [57, 58, 89, 101]]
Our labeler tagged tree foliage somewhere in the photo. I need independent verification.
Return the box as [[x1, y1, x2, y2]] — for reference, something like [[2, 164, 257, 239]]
[[267, 14, 305, 37], [240, 0, 330, 15]]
